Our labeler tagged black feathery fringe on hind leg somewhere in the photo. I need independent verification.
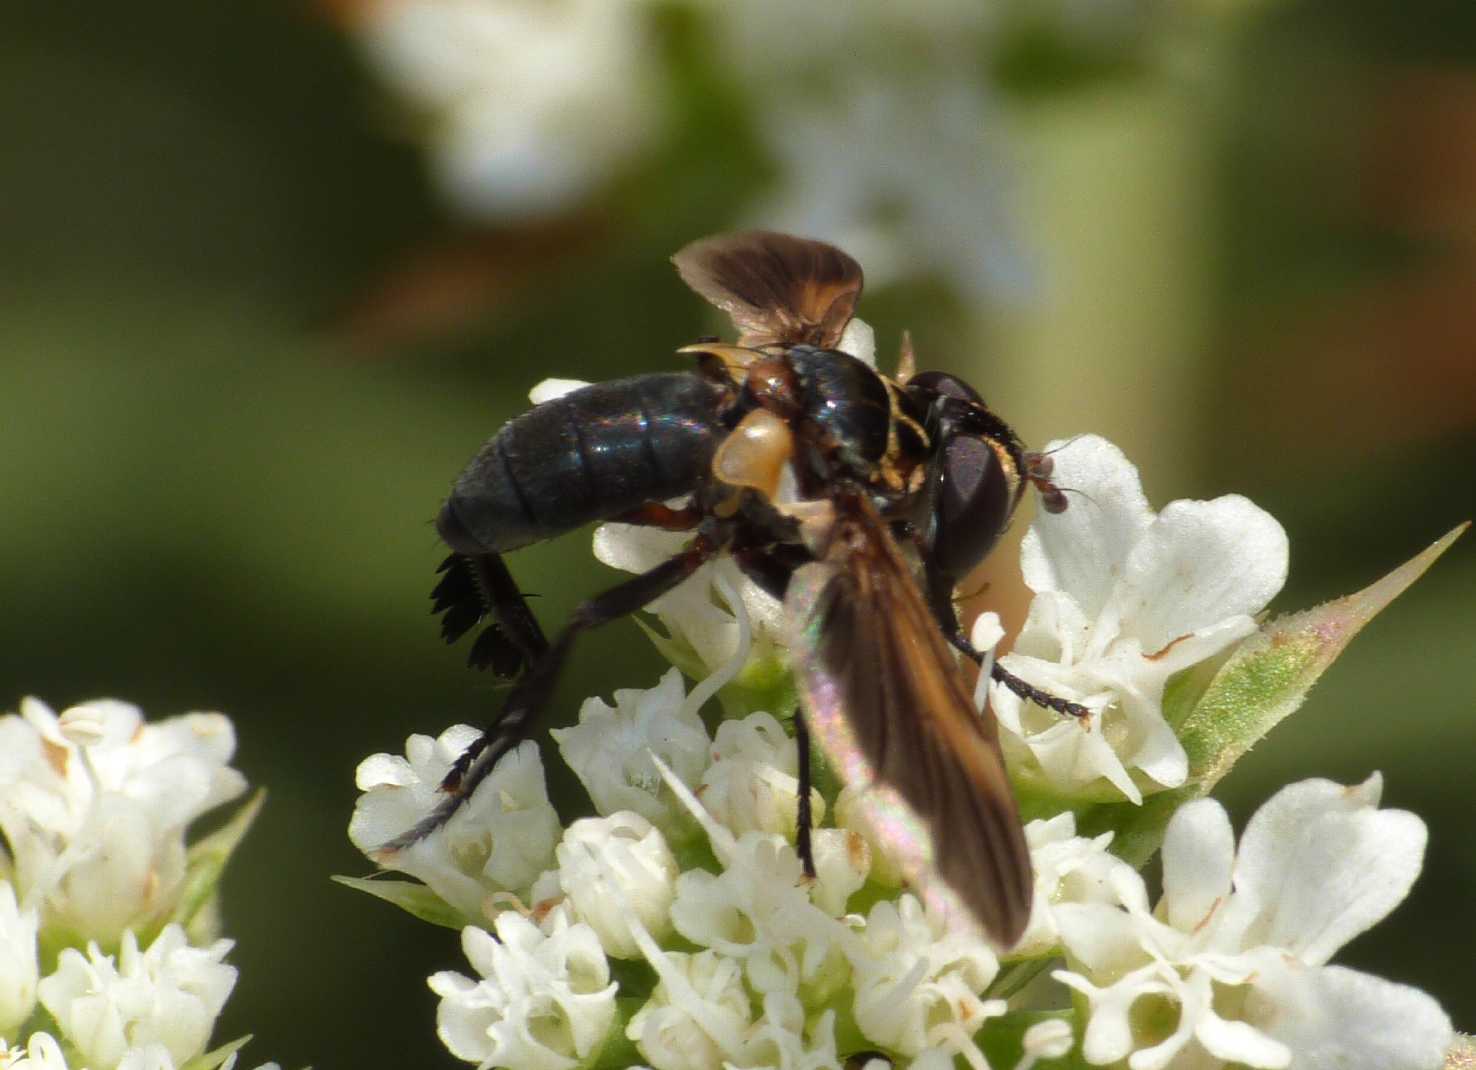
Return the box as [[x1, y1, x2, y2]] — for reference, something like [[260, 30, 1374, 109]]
[[378, 538, 721, 856]]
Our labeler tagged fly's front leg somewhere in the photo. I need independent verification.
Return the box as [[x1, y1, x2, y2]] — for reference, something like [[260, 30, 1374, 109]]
[[380, 534, 723, 854], [923, 563, 1092, 723]]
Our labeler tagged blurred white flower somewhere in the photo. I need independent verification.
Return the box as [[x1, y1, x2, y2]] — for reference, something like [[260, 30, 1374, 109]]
[[37, 926, 235, 1070], [653, 756, 852, 1000], [704, 3, 1027, 301], [356, 0, 661, 220], [551, 668, 710, 836], [847, 895, 1003, 1065], [1012, 812, 1137, 960], [988, 435, 1289, 803], [551, 812, 679, 960], [350, 731, 560, 921], [1053, 775, 1452, 1070], [697, 711, 824, 841], [0, 699, 246, 947], [732, 991, 841, 1070], [624, 949, 751, 1070], [804, 827, 870, 917], [1018, 1019, 1076, 1069], [429, 910, 617, 1070], [0, 1033, 70, 1070], [0, 883, 39, 1035], [670, 831, 851, 1000], [527, 378, 591, 405]]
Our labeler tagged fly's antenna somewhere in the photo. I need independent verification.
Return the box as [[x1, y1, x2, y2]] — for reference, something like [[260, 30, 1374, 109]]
[[1022, 437, 1097, 514]]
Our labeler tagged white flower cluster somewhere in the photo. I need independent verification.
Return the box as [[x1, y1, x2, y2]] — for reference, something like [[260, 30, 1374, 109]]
[[349, 433, 1456, 1069], [356, 669, 1121, 1070], [353, 0, 660, 221], [0, 698, 274, 1070], [347, 2, 1027, 299]]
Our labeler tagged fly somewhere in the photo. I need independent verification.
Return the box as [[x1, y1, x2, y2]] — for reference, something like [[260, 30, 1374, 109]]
[[387, 231, 1085, 946]]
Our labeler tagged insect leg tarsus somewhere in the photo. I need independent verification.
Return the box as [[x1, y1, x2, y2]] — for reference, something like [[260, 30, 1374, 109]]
[[793, 708, 816, 880], [924, 564, 1092, 722], [989, 662, 1091, 722]]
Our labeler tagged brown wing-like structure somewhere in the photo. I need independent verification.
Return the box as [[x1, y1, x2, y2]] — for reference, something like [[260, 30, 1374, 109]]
[[672, 230, 863, 349], [785, 496, 1033, 946]]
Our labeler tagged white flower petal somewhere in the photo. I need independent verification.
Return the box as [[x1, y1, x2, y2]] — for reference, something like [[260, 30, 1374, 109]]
[[1128, 967, 1208, 1070], [0, 880, 40, 1033], [552, 668, 710, 833], [1195, 1008, 1290, 1069], [1114, 495, 1289, 653], [669, 832, 848, 998], [0, 1033, 72, 1070], [697, 712, 822, 841], [351, 734, 560, 919], [837, 317, 876, 367], [1247, 959, 1452, 1070], [806, 827, 869, 917], [1058, 964, 1172, 1066], [1232, 775, 1425, 964], [1160, 798, 1235, 934], [1019, 436, 1154, 617], [554, 812, 678, 960], [528, 378, 590, 405], [625, 949, 751, 1070], [736, 993, 841, 1070]]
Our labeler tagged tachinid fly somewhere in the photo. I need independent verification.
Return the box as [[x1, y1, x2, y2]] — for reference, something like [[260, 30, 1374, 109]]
[[390, 231, 1085, 947]]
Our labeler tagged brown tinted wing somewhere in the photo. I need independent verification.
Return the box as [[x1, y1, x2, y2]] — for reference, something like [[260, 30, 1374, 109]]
[[672, 230, 863, 348], [788, 503, 1032, 945]]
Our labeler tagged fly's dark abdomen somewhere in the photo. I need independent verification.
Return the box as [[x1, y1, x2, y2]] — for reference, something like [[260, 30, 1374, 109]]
[[786, 346, 891, 473], [437, 372, 725, 554]]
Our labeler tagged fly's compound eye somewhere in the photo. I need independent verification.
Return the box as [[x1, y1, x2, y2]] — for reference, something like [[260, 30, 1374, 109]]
[[907, 370, 986, 406], [932, 433, 1015, 581]]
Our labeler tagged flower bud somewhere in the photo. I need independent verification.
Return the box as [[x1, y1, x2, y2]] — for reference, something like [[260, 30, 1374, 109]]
[[555, 812, 678, 959]]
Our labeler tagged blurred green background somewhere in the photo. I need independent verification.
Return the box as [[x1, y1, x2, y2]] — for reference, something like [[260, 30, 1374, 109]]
[[3, 1, 1473, 1065]]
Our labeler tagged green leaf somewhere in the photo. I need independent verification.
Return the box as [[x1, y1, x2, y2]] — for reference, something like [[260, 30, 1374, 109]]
[[331, 874, 467, 930], [163, 790, 266, 939], [180, 1034, 251, 1070], [1082, 523, 1467, 864]]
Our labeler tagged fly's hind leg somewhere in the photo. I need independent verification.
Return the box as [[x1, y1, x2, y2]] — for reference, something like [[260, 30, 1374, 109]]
[[380, 534, 723, 855], [432, 551, 549, 677]]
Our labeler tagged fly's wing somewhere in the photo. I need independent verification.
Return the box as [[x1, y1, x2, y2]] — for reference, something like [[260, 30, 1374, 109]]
[[672, 231, 863, 349], [785, 502, 1033, 946]]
